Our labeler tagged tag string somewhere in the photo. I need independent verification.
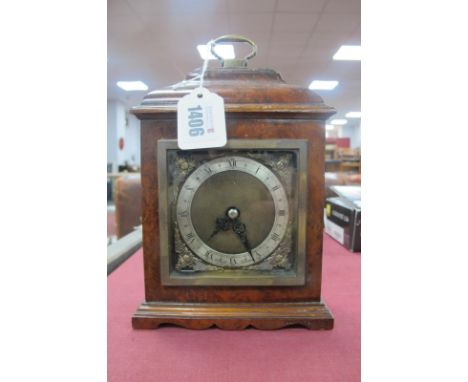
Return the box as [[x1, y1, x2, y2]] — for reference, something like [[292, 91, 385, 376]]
[[170, 40, 212, 92], [197, 39, 213, 94], [198, 57, 209, 92]]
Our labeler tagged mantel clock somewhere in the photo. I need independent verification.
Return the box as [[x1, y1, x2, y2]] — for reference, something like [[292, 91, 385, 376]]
[[131, 36, 336, 330]]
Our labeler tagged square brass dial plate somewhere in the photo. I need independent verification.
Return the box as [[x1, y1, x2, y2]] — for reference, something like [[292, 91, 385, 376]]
[[157, 139, 308, 286]]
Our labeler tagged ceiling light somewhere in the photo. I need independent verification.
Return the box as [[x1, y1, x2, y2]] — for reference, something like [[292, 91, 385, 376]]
[[308, 80, 339, 90], [333, 45, 361, 61], [326, 124, 335, 131], [197, 44, 235, 60], [117, 81, 148, 91], [346, 111, 361, 118], [330, 119, 348, 125]]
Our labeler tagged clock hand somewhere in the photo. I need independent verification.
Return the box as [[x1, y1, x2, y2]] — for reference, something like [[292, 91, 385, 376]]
[[232, 221, 255, 262], [208, 216, 232, 240]]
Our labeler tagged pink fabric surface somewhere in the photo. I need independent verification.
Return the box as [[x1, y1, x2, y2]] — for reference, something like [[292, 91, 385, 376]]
[[108, 234, 360, 382]]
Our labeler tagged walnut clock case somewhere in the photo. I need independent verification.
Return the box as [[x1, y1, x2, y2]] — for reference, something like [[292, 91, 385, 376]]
[[131, 36, 336, 330]]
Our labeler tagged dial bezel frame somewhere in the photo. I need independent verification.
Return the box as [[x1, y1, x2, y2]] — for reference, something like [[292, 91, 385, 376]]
[[176, 155, 289, 267], [157, 139, 308, 286]]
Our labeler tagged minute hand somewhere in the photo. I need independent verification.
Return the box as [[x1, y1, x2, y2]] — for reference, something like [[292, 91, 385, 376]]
[[232, 221, 255, 262]]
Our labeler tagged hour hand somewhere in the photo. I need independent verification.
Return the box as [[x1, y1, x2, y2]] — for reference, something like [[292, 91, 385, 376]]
[[208, 216, 231, 240]]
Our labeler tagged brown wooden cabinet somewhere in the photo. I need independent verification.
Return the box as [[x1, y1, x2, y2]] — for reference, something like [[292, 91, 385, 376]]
[[130, 36, 336, 330]]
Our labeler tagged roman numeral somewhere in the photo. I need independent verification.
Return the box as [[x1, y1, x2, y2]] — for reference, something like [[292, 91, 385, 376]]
[[255, 166, 260, 174], [184, 185, 194, 191], [204, 167, 213, 175], [228, 158, 237, 167], [230, 257, 237, 265], [185, 232, 195, 242], [271, 185, 280, 191], [278, 209, 286, 216], [178, 210, 189, 218], [271, 232, 280, 242]]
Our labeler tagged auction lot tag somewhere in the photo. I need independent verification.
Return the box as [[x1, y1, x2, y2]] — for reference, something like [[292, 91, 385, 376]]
[[177, 87, 227, 150]]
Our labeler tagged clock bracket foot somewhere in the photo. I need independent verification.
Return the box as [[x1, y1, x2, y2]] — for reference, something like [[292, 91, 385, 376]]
[[132, 301, 333, 330]]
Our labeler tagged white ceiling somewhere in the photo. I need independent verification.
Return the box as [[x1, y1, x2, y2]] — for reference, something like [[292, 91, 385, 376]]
[[108, 0, 360, 122]]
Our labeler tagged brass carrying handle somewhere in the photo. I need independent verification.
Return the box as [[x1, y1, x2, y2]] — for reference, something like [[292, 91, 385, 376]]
[[209, 35, 257, 65]]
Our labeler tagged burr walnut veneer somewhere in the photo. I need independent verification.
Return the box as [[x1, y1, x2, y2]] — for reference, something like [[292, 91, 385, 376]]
[[131, 61, 336, 330]]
